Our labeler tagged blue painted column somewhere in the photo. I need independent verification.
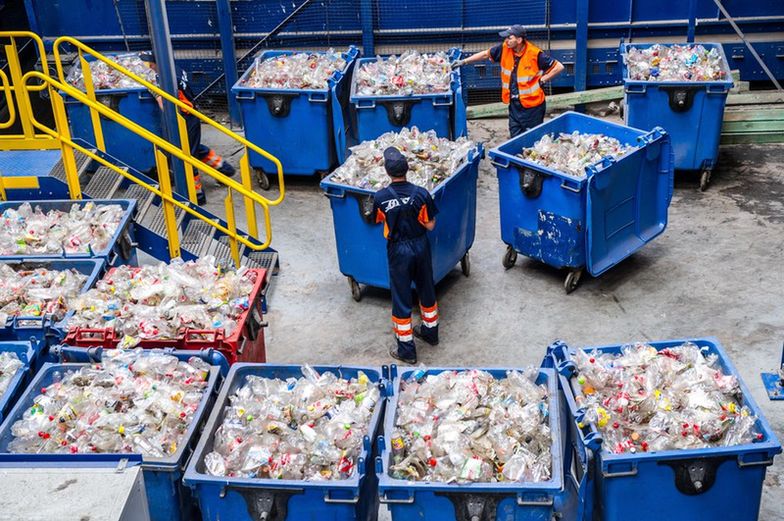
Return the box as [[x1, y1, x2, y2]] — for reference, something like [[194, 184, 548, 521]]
[[144, 0, 188, 196], [687, 0, 697, 42], [216, 0, 242, 126], [360, 0, 374, 56], [574, 0, 589, 93]]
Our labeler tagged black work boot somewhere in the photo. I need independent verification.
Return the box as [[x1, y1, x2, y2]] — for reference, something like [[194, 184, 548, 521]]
[[413, 325, 439, 346]]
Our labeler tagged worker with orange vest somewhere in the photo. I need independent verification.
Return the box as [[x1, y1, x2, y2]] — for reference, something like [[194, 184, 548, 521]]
[[453, 25, 564, 137]]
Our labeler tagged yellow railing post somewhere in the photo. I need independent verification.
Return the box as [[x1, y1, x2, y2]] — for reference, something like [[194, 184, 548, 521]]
[[175, 112, 198, 203], [224, 189, 241, 267], [50, 90, 83, 200], [77, 49, 106, 152], [240, 150, 258, 239], [5, 42, 34, 140], [154, 147, 182, 259], [0, 70, 17, 130]]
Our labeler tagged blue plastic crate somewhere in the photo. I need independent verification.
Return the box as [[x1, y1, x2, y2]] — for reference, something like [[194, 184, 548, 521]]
[[0, 341, 39, 424], [0, 258, 105, 347], [233, 47, 359, 178], [0, 199, 138, 267], [64, 53, 162, 174], [549, 337, 782, 521], [0, 350, 222, 521], [621, 42, 733, 173], [488, 112, 673, 292], [376, 366, 583, 521], [349, 49, 467, 143], [183, 363, 389, 521], [320, 144, 482, 298]]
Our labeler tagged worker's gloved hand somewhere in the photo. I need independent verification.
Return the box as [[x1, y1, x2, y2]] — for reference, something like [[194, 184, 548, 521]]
[[450, 59, 465, 70]]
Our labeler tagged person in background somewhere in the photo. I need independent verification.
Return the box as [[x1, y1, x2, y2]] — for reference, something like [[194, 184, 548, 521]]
[[452, 24, 564, 137]]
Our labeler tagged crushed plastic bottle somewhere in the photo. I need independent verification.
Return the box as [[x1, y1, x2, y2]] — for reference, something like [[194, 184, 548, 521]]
[[625, 44, 727, 82], [390, 368, 552, 484], [0, 263, 88, 325], [330, 127, 476, 191], [239, 50, 347, 90], [519, 132, 635, 178], [202, 365, 380, 480], [355, 50, 453, 96], [67, 52, 158, 90], [572, 342, 762, 455], [0, 202, 125, 256], [68, 257, 257, 346], [0, 352, 23, 395], [7, 348, 211, 457]]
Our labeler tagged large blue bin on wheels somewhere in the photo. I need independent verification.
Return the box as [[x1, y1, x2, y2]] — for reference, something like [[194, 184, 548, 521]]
[[183, 363, 388, 521], [0, 199, 138, 267], [0, 349, 222, 521], [376, 365, 586, 521], [621, 42, 733, 190], [488, 112, 674, 293], [320, 143, 482, 301], [232, 47, 359, 186], [548, 337, 781, 521], [0, 341, 39, 424], [64, 53, 162, 174], [349, 48, 467, 143], [0, 258, 105, 347]]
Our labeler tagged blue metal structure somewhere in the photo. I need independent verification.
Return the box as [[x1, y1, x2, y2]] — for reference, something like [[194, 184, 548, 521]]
[[488, 112, 674, 293], [0, 341, 39, 424], [184, 363, 388, 521], [549, 337, 782, 521]]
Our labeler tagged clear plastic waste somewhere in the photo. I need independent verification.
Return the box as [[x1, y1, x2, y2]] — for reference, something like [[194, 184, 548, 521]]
[[67, 52, 158, 90], [0, 264, 88, 325], [390, 368, 552, 484], [203, 365, 380, 480], [0, 201, 125, 256], [355, 50, 453, 96], [519, 132, 635, 178], [330, 127, 476, 191], [572, 342, 762, 454], [0, 352, 23, 395], [239, 50, 347, 90], [68, 257, 257, 346], [626, 44, 727, 82], [7, 348, 210, 457]]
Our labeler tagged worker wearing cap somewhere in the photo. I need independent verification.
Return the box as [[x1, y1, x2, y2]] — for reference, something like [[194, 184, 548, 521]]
[[453, 25, 564, 137], [139, 52, 236, 205], [373, 147, 439, 365]]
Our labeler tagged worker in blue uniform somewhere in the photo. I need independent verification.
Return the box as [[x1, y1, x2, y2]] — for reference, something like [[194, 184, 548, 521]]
[[452, 25, 564, 137], [139, 52, 236, 205], [373, 147, 439, 365]]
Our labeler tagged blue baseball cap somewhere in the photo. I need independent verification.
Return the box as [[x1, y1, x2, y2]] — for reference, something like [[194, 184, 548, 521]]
[[499, 25, 527, 39], [383, 147, 409, 177]]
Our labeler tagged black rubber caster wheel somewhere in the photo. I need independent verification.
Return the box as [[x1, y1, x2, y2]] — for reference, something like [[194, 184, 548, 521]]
[[564, 269, 583, 294], [502, 246, 517, 270], [460, 252, 471, 277], [348, 277, 362, 302], [254, 168, 271, 190]]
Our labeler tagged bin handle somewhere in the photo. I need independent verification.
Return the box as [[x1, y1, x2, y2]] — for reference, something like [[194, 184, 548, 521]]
[[625, 83, 646, 94], [560, 180, 582, 193], [516, 496, 554, 507], [323, 190, 346, 199], [108, 250, 119, 267], [308, 91, 329, 103], [432, 96, 454, 107], [602, 465, 638, 478], [235, 90, 256, 101], [323, 491, 360, 504], [737, 456, 776, 468], [12, 315, 46, 329], [490, 157, 510, 169], [355, 98, 376, 109], [379, 491, 415, 504]]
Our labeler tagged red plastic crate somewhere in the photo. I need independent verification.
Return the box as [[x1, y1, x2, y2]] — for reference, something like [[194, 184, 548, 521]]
[[65, 267, 268, 365]]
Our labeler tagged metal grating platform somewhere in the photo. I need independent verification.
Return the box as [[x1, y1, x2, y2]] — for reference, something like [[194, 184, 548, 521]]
[[182, 219, 215, 257], [144, 203, 184, 238], [123, 184, 156, 218], [0, 150, 62, 177], [49, 149, 92, 182], [83, 166, 123, 199], [244, 251, 278, 274]]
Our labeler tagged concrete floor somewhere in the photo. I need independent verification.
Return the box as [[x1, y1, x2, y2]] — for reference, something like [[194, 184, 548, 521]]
[[199, 116, 784, 519]]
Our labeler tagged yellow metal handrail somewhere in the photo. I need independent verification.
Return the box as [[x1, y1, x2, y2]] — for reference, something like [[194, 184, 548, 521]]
[[51, 36, 286, 207], [0, 70, 16, 130], [21, 70, 274, 263]]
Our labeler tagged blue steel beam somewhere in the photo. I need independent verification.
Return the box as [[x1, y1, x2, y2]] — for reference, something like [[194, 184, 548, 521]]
[[575, 0, 589, 92], [215, 0, 241, 126], [360, 0, 375, 56]]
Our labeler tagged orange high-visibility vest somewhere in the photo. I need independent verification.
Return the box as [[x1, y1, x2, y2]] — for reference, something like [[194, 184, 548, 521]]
[[500, 42, 546, 108]]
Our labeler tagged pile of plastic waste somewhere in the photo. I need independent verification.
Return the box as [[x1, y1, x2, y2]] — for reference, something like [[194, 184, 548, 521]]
[[203, 365, 380, 480], [330, 127, 476, 191], [67, 52, 158, 90], [572, 342, 762, 455], [625, 44, 727, 82], [0, 202, 125, 256], [7, 349, 211, 457], [355, 50, 453, 96], [0, 352, 23, 394], [390, 368, 552, 483], [519, 132, 635, 178], [240, 50, 347, 90], [0, 263, 88, 324], [68, 257, 257, 346]]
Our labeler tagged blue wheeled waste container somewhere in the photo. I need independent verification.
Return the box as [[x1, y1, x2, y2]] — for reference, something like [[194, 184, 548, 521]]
[[320, 143, 482, 301], [0, 341, 39, 424], [183, 363, 388, 521], [64, 52, 162, 174], [0, 199, 138, 267], [0, 349, 222, 521], [232, 47, 360, 186], [0, 258, 105, 347], [548, 337, 782, 521], [620, 42, 733, 190], [350, 48, 467, 143], [488, 111, 674, 293], [376, 365, 585, 521]]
